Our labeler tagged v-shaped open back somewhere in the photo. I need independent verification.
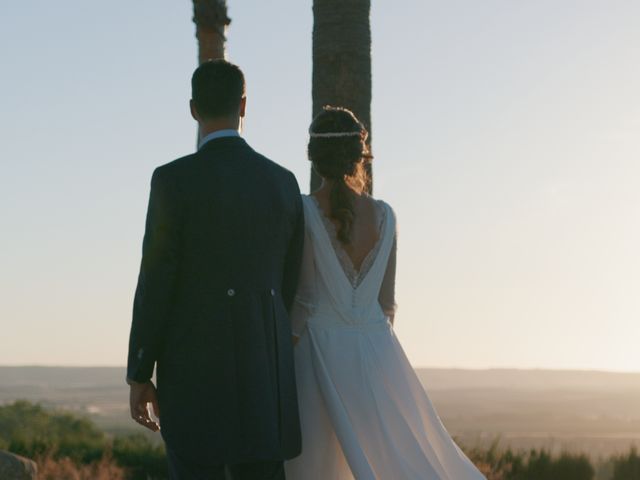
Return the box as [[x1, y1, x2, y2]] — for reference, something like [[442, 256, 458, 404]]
[[301, 195, 396, 321], [308, 195, 388, 289]]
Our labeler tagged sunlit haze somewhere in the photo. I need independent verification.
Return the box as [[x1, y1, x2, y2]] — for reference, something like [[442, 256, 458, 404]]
[[1, 1, 638, 371]]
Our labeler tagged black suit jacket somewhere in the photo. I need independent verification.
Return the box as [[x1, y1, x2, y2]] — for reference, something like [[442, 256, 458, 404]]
[[126, 136, 304, 463]]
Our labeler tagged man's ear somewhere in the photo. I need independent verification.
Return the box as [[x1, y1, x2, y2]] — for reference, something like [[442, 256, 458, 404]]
[[239, 96, 247, 118], [190, 99, 201, 122]]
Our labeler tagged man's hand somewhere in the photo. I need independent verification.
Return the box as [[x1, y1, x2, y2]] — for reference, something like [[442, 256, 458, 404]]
[[129, 380, 161, 432]]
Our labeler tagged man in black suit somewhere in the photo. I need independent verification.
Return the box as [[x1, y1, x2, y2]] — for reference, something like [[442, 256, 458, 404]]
[[126, 60, 303, 479]]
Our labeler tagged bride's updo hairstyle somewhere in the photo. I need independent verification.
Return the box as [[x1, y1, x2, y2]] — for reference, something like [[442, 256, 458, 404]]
[[308, 106, 370, 245]]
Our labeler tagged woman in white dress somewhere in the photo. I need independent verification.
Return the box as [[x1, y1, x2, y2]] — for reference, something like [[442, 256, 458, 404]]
[[284, 106, 486, 480]]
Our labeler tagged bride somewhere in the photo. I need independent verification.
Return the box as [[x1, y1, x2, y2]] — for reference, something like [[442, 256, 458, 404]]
[[284, 106, 486, 480]]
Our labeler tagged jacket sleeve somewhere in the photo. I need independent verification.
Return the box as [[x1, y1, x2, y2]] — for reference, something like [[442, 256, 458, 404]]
[[281, 174, 305, 314], [127, 167, 183, 383]]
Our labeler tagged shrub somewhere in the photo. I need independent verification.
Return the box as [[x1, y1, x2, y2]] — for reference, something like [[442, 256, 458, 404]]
[[36, 452, 126, 480], [464, 438, 524, 479], [462, 440, 594, 480], [612, 447, 640, 480], [112, 433, 167, 480], [0, 401, 167, 479], [0, 400, 107, 463], [551, 452, 594, 480]]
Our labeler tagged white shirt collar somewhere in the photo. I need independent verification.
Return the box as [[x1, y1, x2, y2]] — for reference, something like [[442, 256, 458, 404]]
[[198, 129, 241, 149]]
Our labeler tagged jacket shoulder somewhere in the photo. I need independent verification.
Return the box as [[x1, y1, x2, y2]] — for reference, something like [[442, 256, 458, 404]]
[[252, 151, 299, 187], [153, 153, 199, 180]]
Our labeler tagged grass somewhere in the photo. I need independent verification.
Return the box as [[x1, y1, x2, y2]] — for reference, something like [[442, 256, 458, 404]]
[[1, 400, 638, 480]]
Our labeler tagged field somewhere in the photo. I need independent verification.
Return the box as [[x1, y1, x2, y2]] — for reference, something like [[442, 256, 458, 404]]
[[1, 366, 638, 458]]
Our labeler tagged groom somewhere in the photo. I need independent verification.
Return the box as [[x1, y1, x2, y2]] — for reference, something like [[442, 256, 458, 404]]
[[126, 60, 303, 479]]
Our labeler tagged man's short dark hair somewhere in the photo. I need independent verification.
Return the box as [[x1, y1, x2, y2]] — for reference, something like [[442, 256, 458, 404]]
[[191, 60, 245, 120]]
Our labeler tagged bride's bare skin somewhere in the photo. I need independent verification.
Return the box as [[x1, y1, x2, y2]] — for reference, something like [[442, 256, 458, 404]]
[[311, 178, 381, 272]]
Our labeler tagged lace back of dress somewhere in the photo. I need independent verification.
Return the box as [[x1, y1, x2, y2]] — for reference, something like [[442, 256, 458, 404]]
[[310, 196, 388, 290]]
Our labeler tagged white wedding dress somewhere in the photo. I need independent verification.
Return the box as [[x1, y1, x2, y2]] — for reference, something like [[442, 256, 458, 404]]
[[284, 195, 486, 480]]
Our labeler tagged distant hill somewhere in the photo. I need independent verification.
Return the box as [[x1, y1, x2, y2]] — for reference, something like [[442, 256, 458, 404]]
[[1, 366, 639, 456]]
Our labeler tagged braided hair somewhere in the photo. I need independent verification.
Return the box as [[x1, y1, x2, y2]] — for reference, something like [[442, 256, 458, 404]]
[[308, 106, 370, 244]]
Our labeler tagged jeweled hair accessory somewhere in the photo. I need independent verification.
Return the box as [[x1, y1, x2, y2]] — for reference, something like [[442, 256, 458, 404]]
[[309, 131, 362, 138]]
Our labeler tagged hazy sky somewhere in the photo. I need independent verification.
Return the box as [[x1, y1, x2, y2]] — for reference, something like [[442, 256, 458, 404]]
[[1, 1, 638, 371]]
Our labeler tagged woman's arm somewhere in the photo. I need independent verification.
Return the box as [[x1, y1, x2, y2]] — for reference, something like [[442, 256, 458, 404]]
[[378, 231, 397, 324]]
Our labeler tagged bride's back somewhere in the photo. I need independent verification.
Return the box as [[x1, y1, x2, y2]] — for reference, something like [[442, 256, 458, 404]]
[[305, 105, 395, 313], [311, 191, 383, 273], [297, 191, 396, 330]]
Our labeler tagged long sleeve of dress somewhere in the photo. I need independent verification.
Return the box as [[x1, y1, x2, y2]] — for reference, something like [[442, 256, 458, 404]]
[[282, 174, 305, 313], [378, 230, 398, 318], [290, 227, 316, 338]]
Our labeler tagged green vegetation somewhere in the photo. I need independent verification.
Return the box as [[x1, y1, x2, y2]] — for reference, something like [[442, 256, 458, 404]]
[[0, 400, 166, 479], [0, 400, 106, 463], [112, 433, 166, 480], [0, 400, 638, 480], [504, 449, 594, 479], [612, 447, 640, 480], [467, 438, 640, 480]]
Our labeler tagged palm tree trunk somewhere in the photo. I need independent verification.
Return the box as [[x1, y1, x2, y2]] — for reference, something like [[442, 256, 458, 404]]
[[192, 0, 231, 63], [192, 0, 231, 145], [311, 0, 372, 192]]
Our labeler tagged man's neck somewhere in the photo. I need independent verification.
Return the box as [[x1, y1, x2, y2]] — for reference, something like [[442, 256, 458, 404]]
[[199, 119, 241, 139]]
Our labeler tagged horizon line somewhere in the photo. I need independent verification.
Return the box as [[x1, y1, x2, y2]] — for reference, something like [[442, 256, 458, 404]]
[[1, 364, 639, 375]]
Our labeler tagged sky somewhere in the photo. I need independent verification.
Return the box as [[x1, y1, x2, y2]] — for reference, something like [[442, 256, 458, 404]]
[[1, 1, 638, 371]]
